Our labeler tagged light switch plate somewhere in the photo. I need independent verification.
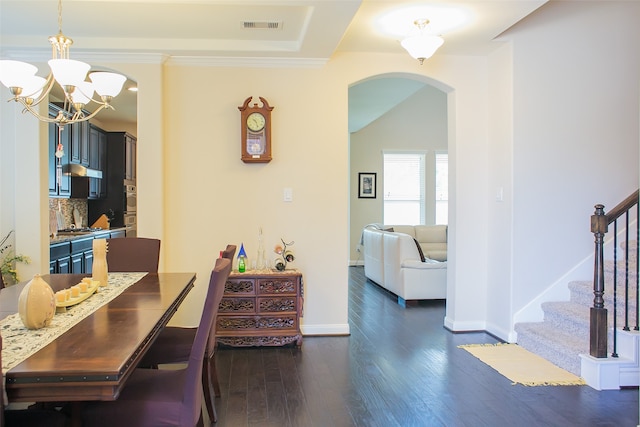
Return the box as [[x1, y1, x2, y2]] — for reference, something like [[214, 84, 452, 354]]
[[283, 187, 293, 202]]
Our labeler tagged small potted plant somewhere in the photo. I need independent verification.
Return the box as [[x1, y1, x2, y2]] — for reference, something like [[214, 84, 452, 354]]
[[1, 230, 30, 286]]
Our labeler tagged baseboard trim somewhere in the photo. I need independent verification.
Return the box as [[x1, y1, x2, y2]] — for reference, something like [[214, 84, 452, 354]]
[[444, 316, 486, 333], [301, 323, 350, 336]]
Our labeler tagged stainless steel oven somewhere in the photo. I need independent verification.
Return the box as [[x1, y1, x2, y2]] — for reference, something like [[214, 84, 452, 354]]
[[124, 212, 137, 237], [125, 184, 137, 212]]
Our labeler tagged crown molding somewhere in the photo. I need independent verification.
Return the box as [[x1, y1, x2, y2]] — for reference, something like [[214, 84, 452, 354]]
[[0, 48, 168, 65], [1, 47, 326, 68], [166, 55, 327, 68]]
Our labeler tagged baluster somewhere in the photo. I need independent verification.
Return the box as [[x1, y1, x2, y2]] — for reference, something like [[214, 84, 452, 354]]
[[624, 212, 630, 331], [612, 220, 618, 357], [636, 202, 639, 331], [590, 204, 608, 358]]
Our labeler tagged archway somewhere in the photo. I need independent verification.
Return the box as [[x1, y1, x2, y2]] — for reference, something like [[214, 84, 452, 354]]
[[348, 73, 450, 267]]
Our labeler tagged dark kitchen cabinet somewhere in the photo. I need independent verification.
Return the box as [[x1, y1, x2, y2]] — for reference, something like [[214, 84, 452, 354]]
[[89, 125, 107, 199], [51, 236, 96, 275], [125, 134, 136, 181], [71, 236, 94, 274], [50, 241, 71, 274], [88, 132, 137, 227], [48, 105, 71, 198], [49, 104, 106, 199], [71, 120, 90, 166]]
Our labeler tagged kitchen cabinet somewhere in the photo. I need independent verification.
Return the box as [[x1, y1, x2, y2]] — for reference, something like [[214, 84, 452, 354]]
[[50, 229, 127, 275], [71, 236, 94, 274], [89, 125, 107, 199], [50, 241, 71, 274], [48, 105, 71, 198], [125, 134, 136, 181], [49, 104, 106, 199], [88, 132, 137, 227], [71, 120, 90, 166]]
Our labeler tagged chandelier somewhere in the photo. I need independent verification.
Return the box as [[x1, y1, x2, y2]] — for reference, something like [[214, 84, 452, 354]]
[[0, 0, 126, 127], [401, 19, 444, 65]]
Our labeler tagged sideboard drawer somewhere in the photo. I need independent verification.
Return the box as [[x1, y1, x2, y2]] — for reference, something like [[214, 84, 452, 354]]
[[216, 315, 298, 332], [218, 297, 255, 313], [224, 278, 255, 295], [257, 296, 297, 313], [258, 277, 297, 294]]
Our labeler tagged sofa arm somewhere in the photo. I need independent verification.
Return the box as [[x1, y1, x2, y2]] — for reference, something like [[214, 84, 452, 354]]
[[402, 259, 447, 270]]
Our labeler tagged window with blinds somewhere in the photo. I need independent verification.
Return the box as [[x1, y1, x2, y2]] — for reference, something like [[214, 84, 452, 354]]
[[383, 152, 425, 225]]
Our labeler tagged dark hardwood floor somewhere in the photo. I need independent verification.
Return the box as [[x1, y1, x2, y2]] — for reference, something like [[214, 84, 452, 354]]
[[210, 266, 639, 427]]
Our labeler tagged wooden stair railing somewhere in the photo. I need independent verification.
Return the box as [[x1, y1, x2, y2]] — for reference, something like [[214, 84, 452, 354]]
[[590, 189, 639, 358]]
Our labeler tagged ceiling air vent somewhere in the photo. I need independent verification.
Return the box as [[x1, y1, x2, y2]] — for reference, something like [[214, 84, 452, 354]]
[[242, 21, 282, 30]]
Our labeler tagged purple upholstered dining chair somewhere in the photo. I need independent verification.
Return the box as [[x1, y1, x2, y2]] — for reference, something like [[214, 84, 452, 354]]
[[106, 237, 161, 272], [138, 245, 236, 424], [2, 336, 69, 427], [81, 257, 232, 427]]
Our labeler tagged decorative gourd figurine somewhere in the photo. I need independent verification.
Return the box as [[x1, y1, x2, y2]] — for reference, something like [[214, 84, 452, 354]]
[[92, 239, 108, 287], [18, 274, 55, 329]]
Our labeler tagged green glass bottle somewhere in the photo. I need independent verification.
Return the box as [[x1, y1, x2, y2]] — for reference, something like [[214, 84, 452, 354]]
[[237, 243, 248, 273]]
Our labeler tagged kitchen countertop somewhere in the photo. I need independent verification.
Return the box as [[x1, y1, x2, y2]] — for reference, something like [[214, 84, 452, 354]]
[[50, 228, 126, 245]]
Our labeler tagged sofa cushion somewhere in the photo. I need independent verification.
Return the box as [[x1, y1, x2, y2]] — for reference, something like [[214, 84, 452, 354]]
[[415, 225, 447, 243], [389, 225, 416, 238], [424, 250, 447, 262]]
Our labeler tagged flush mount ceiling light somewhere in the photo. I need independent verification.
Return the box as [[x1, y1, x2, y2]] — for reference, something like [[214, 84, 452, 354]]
[[400, 19, 444, 65], [0, 0, 126, 128]]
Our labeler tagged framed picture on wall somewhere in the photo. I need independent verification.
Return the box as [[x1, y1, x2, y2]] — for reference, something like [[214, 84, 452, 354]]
[[358, 172, 376, 199]]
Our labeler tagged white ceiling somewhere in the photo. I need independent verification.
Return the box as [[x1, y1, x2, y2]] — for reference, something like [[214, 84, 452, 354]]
[[0, 0, 547, 128]]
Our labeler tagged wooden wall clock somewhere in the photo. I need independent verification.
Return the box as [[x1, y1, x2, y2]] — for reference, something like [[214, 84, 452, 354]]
[[238, 96, 274, 163]]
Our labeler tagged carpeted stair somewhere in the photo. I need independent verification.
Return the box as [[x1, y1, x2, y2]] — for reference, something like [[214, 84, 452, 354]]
[[515, 242, 638, 377]]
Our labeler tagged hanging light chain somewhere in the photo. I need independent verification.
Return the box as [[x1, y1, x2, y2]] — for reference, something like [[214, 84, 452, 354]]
[[57, 0, 63, 34]]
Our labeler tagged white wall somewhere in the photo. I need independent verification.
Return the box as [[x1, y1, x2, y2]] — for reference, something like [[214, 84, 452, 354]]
[[0, 86, 50, 283], [159, 64, 351, 333], [486, 42, 515, 340], [503, 1, 640, 333], [349, 82, 448, 264]]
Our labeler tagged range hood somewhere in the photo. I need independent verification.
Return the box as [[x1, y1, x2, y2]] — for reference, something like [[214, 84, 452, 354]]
[[63, 164, 103, 179]]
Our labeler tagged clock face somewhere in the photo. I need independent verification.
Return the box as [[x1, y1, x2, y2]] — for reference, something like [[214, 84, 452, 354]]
[[246, 112, 266, 132]]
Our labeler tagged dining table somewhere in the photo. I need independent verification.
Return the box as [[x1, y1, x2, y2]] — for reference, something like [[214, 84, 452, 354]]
[[1, 272, 195, 424]]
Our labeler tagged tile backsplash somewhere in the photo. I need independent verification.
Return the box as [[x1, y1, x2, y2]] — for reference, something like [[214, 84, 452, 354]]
[[49, 198, 88, 229]]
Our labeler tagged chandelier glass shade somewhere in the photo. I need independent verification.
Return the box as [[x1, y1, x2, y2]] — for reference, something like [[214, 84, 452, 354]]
[[401, 19, 444, 65], [0, 0, 126, 127]]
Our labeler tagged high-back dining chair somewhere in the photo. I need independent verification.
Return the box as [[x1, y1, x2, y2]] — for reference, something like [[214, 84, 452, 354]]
[[221, 244, 237, 265], [138, 245, 236, 424], [81, 257, 232, 427], [106, 237, 161, 272], [1, 336, 68, 427]]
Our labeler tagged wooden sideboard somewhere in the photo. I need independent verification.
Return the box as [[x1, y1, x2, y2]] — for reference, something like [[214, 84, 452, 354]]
[[215, 269, 303, 347]]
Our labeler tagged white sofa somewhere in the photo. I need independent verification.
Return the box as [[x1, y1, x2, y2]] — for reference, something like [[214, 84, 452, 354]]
[[362, 224, 447, 306]]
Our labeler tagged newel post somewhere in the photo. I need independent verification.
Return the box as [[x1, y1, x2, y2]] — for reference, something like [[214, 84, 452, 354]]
[[590, 204, 608, 358]]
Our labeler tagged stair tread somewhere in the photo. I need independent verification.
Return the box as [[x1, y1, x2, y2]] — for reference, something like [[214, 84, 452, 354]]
[[515, 322, 586, 375], [515, 322, 588, 351]]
